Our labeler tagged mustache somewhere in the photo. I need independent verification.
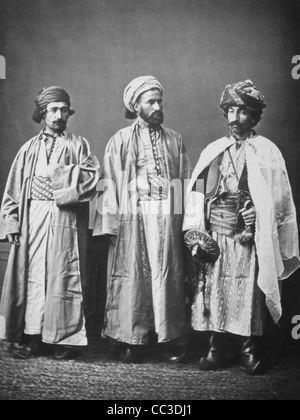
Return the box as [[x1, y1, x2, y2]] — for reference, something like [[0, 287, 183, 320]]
[[151, 111, 163, 117], [229, 121, 243, 127]]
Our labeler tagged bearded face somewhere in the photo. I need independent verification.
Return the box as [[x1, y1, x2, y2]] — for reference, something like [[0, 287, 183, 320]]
[[134, 89, 164, 128], [44, 102, 70, 134]]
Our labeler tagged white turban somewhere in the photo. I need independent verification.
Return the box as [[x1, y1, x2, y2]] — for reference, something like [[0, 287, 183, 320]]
[[123, 76, 164, 112]]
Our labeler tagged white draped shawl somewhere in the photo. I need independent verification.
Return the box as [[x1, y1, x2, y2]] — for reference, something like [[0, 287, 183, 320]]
[[183, 135, 300, 323]]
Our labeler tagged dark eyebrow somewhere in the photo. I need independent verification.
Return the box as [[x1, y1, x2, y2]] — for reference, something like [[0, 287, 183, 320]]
[[49, 106, 68, 111]]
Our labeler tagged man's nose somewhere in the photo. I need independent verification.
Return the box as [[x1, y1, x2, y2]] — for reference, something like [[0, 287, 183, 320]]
[[54, 109, 62, 118], [231, 110, 240, 121], [153, 102, 161, 111]]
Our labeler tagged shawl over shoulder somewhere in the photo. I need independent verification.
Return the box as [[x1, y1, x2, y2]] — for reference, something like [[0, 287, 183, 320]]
[[184, 135, 300, 323]]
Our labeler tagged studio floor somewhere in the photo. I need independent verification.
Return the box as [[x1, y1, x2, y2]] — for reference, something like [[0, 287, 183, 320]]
[[0, 336, 299, 401]]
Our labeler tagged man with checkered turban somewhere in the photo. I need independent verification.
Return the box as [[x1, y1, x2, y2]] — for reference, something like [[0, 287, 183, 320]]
[[183, 79, 299, 375]]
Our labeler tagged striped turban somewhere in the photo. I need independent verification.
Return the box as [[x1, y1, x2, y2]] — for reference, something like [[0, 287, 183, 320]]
[[33, 86, 74, 123], [220, 79, 266, 113], [123, 76, 164, 113]]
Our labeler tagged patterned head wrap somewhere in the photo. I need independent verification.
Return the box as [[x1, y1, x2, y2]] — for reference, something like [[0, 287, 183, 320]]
[[220, 79, 266, 113], [33, 86, 73, 123], [123, 76, 163, 112]]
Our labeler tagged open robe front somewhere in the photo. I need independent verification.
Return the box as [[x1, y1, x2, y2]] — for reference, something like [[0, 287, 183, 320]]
[[183, 135, 300, 324], [0, 131, 100, 344], [93, 122, 192, 345]]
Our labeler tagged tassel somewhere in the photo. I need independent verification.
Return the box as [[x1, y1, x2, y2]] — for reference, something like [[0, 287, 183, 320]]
[[236, 227, 254, 245]]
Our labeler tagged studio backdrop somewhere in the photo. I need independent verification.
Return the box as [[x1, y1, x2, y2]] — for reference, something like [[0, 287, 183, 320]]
[[0, 0, 300, 323]]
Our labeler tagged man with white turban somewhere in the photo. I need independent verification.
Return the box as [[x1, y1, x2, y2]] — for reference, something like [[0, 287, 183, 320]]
[[0, 86, 100, 359], [183, 79, 300, 374], [93, 76, 192, 363]]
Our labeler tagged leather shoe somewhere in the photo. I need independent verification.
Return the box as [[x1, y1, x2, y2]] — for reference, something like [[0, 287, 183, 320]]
[[240, 337, 265, 375], [53, 346, 78, 360], [199, 332, 224, 371], [13, 336, 42, 359], [162, 346, 187, 364], [118, 346, 144, 364]]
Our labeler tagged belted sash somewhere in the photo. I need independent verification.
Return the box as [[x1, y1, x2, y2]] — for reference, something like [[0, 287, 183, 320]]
[[209, 193, 246, 238]]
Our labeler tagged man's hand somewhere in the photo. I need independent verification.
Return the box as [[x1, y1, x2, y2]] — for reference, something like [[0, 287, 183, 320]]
[[240, 207, 257, 227], [7, 233, 20, 246]]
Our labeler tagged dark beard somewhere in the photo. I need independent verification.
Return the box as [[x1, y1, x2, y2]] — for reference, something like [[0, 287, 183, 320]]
[[140, 109, 164, 128]]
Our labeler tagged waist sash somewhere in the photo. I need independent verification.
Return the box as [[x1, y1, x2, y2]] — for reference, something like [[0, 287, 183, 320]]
[[209, 193, 246, 238], [31, 176, 54, 201]]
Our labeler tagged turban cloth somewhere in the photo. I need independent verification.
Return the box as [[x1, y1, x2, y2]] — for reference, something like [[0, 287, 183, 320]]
[[220, 79, 266, 113], [33, 86, 73, 123], [35, 86, 71, 109], [123, 76, 163, 112]]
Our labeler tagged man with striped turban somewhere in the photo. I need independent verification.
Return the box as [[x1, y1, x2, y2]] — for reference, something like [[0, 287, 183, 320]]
[[93, 76, 192, 363], [183, 79, 300, 374], [0, 86, 100, 359]]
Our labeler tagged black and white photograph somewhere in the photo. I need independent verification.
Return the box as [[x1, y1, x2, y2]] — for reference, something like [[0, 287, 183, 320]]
[[0, 0, 300, 402]]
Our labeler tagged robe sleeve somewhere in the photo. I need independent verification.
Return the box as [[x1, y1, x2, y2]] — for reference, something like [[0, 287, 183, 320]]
[[0, 148, 26, 241], [182, 155, 206, 232], [93, 134, 123, 236], [49, 137, 100, 208], [270, 151, 300, 279], [179, 139, 192, 185], [178, 138, 199, 230]]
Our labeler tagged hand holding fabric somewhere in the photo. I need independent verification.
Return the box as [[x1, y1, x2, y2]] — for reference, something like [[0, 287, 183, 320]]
[[241, 206, 257, 227], [6, 233, 20, 246]]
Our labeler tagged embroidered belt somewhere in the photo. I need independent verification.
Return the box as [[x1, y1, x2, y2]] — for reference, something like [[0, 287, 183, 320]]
[[208, 193, 247, 238], [31, 176, 54, 201]]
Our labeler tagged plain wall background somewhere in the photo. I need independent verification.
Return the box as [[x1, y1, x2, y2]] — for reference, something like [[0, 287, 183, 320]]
[[0, 0, 300, 198], [0, 0, 300, 320]]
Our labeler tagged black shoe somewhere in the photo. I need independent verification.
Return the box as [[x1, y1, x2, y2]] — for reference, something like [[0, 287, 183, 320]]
[[119, 348, 137, 364], [118, 346, 146, 364], [109, 338, 148, 364], [199, 332, 224, 371], [162, 346, 187, 364], [240, 358, 264, 375], [12, 336, 42, 359], [240, 337, 265, 376], [199, 356, 221, 371], [53, 346, 78, 360]]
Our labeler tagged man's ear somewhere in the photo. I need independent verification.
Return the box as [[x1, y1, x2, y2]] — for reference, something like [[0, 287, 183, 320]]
[[133, 102, 140, 113]]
